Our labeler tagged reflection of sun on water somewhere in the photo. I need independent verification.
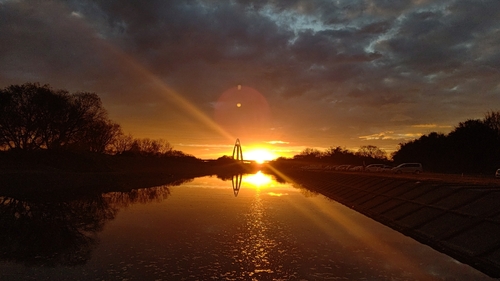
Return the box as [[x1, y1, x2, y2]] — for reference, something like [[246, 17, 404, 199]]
[[243, 171, 273, 188], [267, 192, 287, 197]]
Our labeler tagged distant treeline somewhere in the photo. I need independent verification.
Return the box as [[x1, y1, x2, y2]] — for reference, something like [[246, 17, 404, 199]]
[[274, 111, 500, 174], [273, 145, 392, 168], [392, 112, 500, 174]]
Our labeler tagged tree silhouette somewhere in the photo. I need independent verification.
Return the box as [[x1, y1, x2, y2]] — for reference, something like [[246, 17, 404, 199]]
[[392, 132, 449, 172], [0, 83, 120, 152], [448, 119, 498, 173], [323, 146, 358, 164], [356, 145, 387, 160], [484, 111, 500, 134], [392, 112, 500, 174], [293, 148, 323, 161]]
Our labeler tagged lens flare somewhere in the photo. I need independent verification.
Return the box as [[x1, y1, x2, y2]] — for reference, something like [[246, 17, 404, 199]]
[[213, 85, 271, 141]]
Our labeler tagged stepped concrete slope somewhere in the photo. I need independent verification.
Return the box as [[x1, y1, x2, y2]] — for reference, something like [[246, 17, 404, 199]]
[[288, 170, 500, 278]]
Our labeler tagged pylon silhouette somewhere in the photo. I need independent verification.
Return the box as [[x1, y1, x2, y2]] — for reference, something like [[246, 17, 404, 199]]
[[232, 138, 243, 161]]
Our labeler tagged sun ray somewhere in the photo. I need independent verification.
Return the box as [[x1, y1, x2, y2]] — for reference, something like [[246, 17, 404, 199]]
[[107, 48, 235, 142], [71, 13, 235, 143]]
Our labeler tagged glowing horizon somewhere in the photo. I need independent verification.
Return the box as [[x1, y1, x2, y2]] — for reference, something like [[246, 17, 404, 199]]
[[243, 147, 279, 163]]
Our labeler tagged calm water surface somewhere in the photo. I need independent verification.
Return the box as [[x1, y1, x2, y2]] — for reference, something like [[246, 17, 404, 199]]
[[0, 172, 495, 280]]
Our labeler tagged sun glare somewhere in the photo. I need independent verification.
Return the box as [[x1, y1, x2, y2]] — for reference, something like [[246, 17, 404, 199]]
[[243, 171, 272, 187], [244, 148, 276, 163]]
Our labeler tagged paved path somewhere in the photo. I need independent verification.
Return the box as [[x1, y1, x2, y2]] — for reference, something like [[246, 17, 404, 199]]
[[287, 170, 500, 278]]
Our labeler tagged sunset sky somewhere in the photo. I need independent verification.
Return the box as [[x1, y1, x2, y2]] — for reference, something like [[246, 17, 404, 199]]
[[1, 0, 500, 160]]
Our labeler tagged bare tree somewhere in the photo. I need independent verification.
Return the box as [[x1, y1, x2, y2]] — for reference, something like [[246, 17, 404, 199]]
[[294, 148, 323, 161], [113, 133, 135, 154], [128, 138, 173, 156], [45, 92, 110, 150], [82, 120, 122, 153], [0, 83, 119, 153], [356, 145, 387, 160], [0, 83, 55, 150], [484, 111, 500, 134]]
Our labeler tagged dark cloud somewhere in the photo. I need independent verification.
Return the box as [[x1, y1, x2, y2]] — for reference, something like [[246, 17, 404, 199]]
[[1, 0, 499, 157], [358, 20, 392, 34]]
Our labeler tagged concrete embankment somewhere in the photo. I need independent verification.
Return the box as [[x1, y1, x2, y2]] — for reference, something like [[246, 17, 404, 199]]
[[287, 170, 500, 278]]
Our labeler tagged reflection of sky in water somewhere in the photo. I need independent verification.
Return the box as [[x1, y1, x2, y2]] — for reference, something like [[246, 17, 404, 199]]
[[0, 173, 495, 280], [183, 171, 293, 191]]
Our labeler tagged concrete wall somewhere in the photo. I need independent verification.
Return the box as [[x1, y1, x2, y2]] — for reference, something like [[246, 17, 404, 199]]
[[289, 170, 500, 278]]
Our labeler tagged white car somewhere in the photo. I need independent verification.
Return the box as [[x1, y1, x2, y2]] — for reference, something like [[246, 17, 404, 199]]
[[365, 164, 384, 172], [392, 163, 423, 174]]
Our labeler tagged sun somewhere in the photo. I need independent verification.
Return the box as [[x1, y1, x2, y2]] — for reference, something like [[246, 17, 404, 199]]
[[244, 148, 277, 164]]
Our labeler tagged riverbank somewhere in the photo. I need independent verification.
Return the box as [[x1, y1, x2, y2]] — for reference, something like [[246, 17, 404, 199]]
[[0, 151, 259, 200], [284, 169, 500, 278]]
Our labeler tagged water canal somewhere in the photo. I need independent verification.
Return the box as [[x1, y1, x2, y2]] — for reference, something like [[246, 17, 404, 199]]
[[0, 171, 495, 280]]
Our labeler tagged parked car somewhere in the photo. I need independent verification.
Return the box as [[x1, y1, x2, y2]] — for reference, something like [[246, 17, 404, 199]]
[[365, 164, 384, 172], [324, 165, 338, 170], [349, 165, 364, 171], [391, 163, 423, 174], [495, 168, 500, 178], [380, 165, 394, 172], [335, 164, 351, 171]]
